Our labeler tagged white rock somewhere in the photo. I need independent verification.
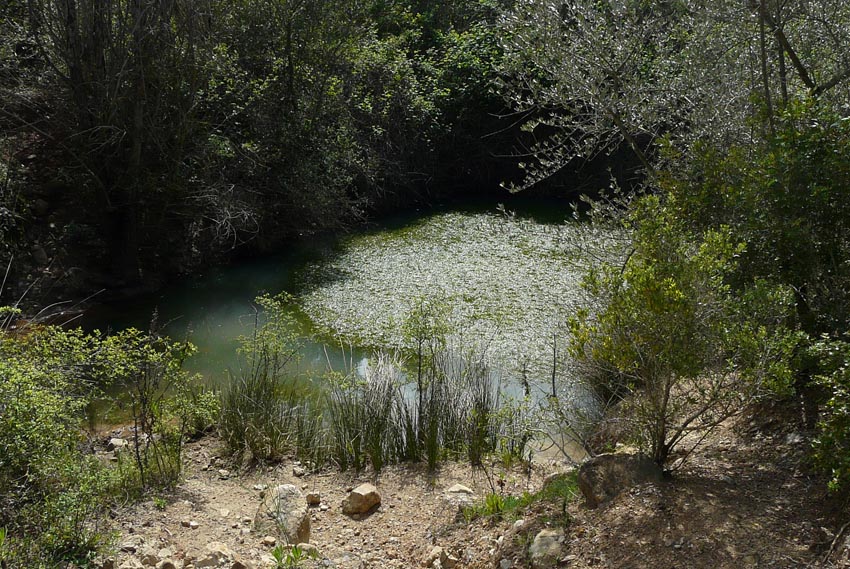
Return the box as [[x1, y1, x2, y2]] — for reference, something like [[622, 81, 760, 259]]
[[529, 528, 565, 568], [423, 545, 447, 567], [119, 558, 145, 569], [255, 484, 310, 545], [194, 542, 234, 568]]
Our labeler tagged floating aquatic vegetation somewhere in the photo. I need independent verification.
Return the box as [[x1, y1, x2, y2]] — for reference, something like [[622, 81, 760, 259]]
[[301, 211, 607, 390]]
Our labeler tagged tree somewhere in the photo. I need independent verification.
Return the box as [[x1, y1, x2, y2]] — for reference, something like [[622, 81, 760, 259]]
[[568, 194, 796, 467], [497, 0, 850, 188]]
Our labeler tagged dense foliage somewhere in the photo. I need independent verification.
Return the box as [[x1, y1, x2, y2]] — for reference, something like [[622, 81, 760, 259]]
[[0, 312, 202, 566], [498, 0, 850, 483], [0, 0, 515, 292]]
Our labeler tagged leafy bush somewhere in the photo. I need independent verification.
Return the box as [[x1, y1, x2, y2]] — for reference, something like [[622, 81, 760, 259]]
[[569, 194, 798, 468], [810, 336, 850, 493], [0, 316, 197, 564]]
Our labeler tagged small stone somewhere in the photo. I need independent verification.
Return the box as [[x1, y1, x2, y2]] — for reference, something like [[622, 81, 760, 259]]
[[155, 561, 178, 569], [529, 528, 565, 568], [499, 559, 512, 569], [785, 432, 804, 445], [445, 484, 474, 495], [119, 558, 145, 569], [306, 493, 321, 506], [181, 520, 192, 528], [218, 469, 230, 478], [139, 546, 159, 566], [423, 546, 448, 567], [262, 536, 277, 547], [107, 438, 128, 452], [341, 483, 381, 516], [219, 508, 231, 518], [195, 542, 234, 568], [320, 504, 329, 512], [190, 521, 200, 530], [293, 466, 307, 477], [157, 548, 174, 560], [296, 543, 320, 557]]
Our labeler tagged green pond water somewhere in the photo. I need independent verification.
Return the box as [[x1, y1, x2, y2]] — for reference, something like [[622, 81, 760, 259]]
[[86, 200, 603, 395]]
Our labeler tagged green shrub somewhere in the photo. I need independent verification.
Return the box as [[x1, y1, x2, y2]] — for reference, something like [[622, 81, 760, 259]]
[[569, 194, 798, 468], [0, 316, 196, 565], [810, 336, 850, 493]]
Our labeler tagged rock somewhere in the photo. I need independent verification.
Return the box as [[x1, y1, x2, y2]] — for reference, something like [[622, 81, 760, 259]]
[[100, 558, 117, 569], [293, 466, 307, 477], [255, 484, 311, 544], [138, 545, 160, 566], [231, 560, 255, 569], [218, 469, 230, 479], [195, 542, 234, 568], [445, 484, 474, 495], [306, 492, 321, 506], [120, 536, 144, 553], [108, 438, 128, 452], [423, 546, 448, 567], [529, 528, 565, 568], [155, 561, 178, 569], [190, 521, 200, 530], [341, 483, 381, 516], [158, 548, 174, 560], [499, 559, 512, 569], [296, 543, 320, 557], [577, 453, 663, 509], [785, 432, 804, 445], [262, 536, 277, 547], [119, 558, 145, 569]]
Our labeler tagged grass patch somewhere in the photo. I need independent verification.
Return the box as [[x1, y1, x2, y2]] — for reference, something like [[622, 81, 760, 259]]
[[462, 470, 579, 522]]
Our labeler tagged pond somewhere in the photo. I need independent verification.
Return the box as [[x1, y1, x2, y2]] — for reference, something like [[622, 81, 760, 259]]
[[84, 198, 600, 397]]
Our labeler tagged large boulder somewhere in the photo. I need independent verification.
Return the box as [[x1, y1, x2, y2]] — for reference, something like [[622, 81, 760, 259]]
[[254, 484, 311, 544], [341, 483, 381, 515], [577, 452, 663, 508]]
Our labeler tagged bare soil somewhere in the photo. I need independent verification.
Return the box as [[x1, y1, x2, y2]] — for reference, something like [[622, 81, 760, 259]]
[[105, 410, 849, 569]]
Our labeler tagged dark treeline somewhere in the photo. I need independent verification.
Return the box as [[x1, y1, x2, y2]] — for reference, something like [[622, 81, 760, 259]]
[[1, 0, 564, 298]]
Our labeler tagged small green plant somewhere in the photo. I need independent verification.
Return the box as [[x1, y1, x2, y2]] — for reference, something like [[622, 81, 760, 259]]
[[462, 471, 579, 523], [484, 493, 506, 516], [271, 543, 317, 568], [153, 496, 168, 510]]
